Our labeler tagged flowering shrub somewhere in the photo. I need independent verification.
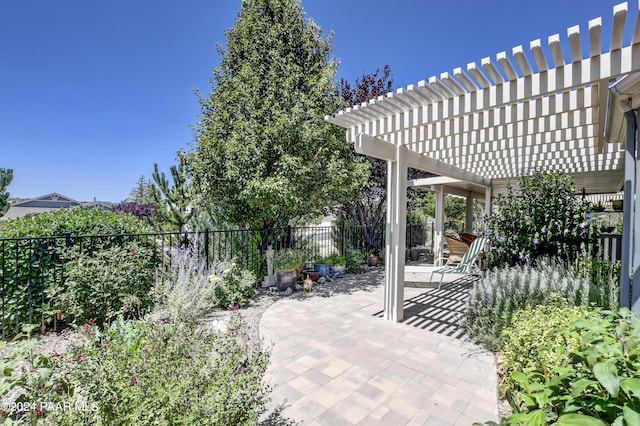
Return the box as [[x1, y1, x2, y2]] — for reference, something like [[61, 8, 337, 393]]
[[1, 316, 271, 425], [0, 208, 156, 337], [0, 324, 73, 425], [50, 242, 159, 326], [465, 260, 590, 351], [153, 249, 256, 324], [152, 247, 218, 324], [484, 170, 599, 269], [209, 261, 257, 309], [112, 201, 160, 227], [50, 316, 270, 425]]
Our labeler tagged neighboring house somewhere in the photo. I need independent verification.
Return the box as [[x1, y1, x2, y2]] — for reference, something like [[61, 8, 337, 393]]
[[0, 193, 113, 222]]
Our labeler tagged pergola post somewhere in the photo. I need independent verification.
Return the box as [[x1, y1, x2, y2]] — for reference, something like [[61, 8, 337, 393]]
[[383, 145, 407, 322], [465, 193, 474, 233], [484, 186, 492, 217], [631, 110, 640, 315], [434, 185, 445, 262], [621, 109, 636, 309]]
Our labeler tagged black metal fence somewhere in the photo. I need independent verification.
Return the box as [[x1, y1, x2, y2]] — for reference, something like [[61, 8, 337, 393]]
[[2, 223, 425, 338], [1, 223, 617, 338]]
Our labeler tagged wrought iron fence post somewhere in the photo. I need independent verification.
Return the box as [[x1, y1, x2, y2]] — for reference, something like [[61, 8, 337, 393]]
[[65, 232, 71, 248], [204, 229, 209, 266]]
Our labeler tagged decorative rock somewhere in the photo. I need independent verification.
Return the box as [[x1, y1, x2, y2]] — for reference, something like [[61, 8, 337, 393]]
[[318, 277, 327, 284], [331, 266, 346, 276], [281, 287, 293, 297], [261, 276, 275, 288], [326, 277, 334, 282], [295, 284, 304, 292]]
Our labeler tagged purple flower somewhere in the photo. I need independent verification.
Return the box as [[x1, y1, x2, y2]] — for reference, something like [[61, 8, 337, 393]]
[[564, 229, 570, 234], [497, 247, 505, 253], [541, 227, 548, 233], [533, 238, 539, 245], [579, 222, 586, 229], [496, 235, 503, 242]]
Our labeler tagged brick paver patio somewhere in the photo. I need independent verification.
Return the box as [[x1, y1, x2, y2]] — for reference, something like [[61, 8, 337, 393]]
[[259, 270, 499, 425]]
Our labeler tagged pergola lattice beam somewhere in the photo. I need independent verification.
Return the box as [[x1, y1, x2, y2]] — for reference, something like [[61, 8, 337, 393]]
[[355, 133, 491, 188], [326, 1, 640, 144]]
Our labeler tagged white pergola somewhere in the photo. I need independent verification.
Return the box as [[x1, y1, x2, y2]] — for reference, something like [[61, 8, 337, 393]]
[[326, 1, 640, 321]]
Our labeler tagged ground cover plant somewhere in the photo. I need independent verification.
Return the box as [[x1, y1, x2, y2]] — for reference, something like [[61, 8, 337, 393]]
[[1, 241, 265, 425], [1, 314, 270, 425], [465, 260, 592, 352], [479, 307, 640, 425]]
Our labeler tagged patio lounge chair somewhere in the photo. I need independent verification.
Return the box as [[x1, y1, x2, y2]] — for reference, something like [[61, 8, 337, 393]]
[[443, 234, 470, 264], [404, 236, 488, 289]]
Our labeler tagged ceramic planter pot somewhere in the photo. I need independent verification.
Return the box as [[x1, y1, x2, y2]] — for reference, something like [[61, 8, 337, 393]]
[[314, 263, 330, 277], [368, 256, 379, 266], [303, 269, 320, 281], [409, 248, 420, 261], [275, 269, 297, 290]]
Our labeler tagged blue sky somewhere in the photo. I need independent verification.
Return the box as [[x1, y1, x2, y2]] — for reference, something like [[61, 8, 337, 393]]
[[0, 0, 630, 202]]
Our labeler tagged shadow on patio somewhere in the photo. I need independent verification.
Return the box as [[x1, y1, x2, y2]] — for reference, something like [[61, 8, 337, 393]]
[[373, 275, 479, 339]]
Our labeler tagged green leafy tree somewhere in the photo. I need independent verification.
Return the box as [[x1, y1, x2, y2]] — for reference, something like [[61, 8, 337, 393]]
[[411, 192, 472, 228], [187, 0, 368, 229], [0, 168, 13, 216], [149, 160, 192, 232]]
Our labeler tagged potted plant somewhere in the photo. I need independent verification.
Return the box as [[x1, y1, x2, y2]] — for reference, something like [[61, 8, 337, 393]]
[[309, 255, 329, 278], [592, 202, 606, 212], [612, 199, 624, 212], [345, 247, 365, 273], [273, 248, 302, 290], [367, 252, 380, 267], [327, 254, 347, 276]]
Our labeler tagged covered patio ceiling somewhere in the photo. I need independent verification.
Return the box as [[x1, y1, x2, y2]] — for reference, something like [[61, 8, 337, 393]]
[[326, 2, 640, 196]]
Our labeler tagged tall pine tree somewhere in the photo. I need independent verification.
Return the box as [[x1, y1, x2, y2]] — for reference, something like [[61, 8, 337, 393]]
[[127, 175, 153, 204], [149, 161, 192, 232], [187, 0, 367, 229]]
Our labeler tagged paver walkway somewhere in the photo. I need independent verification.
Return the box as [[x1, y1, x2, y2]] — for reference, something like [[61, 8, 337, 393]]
[[259, 271, 499, 425]]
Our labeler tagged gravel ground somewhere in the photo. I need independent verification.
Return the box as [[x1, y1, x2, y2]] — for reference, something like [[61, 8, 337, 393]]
[[204, 268, 385, 345], [2, 268, 386, 361]]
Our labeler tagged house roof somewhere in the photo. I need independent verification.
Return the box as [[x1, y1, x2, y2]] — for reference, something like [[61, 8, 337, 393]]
[[326, 1, 640, 196], [0, 193, 114, 222], [11, 192, 80, 208]]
